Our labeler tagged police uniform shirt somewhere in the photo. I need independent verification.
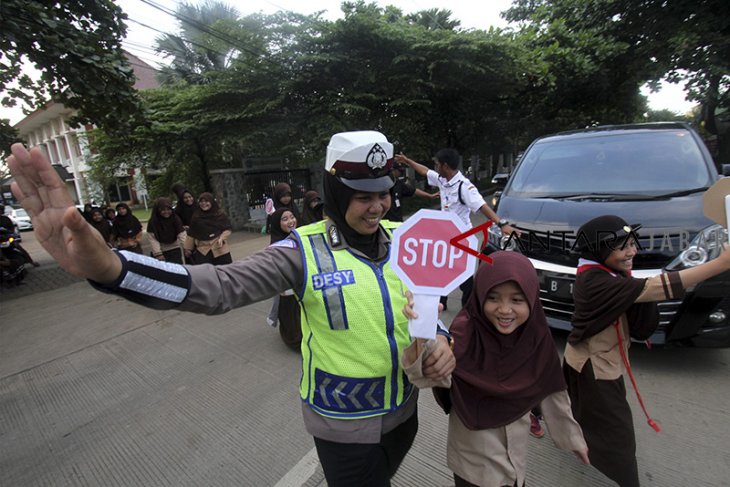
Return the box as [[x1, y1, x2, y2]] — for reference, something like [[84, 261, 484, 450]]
[[426, 169, 486, 228]]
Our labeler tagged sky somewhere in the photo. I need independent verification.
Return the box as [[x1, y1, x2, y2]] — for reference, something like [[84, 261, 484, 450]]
[[1, 0, 696, 124]]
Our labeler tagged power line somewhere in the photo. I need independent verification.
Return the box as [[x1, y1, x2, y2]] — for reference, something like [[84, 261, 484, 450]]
[[125, 17, 232, 62], [137, 0, 281, 67], [123, 50, 165, 70]]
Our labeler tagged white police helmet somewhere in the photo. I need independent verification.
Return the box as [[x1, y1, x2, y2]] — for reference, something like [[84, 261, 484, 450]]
[[325, 131, 395, 192]]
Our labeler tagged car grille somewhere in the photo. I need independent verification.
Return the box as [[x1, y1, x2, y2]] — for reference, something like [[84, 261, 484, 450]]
[[538, 271, 681, 335]]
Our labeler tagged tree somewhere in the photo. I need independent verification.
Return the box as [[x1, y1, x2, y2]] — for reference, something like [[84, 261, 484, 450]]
[[0, 0, 144, 134], [287, 1, 538, 160], [641, 109, 691, 123], [154, 0, 242, 85], [89, 10, 317, 196], [505, 0, 730, 161], [404, 9, 461, 31], [91, 1, 679, 191], [0, 120, 18, 204], [0, 119, 19, 160]]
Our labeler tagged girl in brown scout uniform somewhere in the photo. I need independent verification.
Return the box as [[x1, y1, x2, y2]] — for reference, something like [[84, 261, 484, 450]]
[[564, 215, 730, 487], [111, 203, 143, 254], [184, 192, 233, 265], [147, 197, 186, 264]]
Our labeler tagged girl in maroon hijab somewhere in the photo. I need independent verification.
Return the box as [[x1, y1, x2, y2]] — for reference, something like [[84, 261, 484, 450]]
[[404, 251, 588, 487]]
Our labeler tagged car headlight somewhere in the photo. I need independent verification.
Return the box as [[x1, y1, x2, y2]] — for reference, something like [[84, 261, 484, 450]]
[[487, 223, 518, 251], [667, 224, 728, 270]]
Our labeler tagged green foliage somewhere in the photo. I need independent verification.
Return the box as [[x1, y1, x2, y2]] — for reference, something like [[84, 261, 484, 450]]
[[640, 108, 692, 123], [154, 0, 242, 85], [0, 0, 144, 134], [505, 0, 730, 153], [0, 120, 19, 160], [93, 0, 724, 187]]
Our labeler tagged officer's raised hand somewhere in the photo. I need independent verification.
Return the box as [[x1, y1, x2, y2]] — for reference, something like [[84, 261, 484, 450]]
[[7, 144, 122, 283]]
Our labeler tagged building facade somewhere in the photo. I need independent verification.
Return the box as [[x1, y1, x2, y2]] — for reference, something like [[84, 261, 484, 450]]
[[13, 52, 159, 206]]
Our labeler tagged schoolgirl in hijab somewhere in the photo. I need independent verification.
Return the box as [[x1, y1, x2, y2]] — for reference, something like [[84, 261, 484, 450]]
[[172, 184, 198, 229], [147, 197, 186, 264], [265, 182, 300, 233], [267, 207, 302, 350], [299, 190, 324, 226], [111, 203, 143, 254], [88, 207, 113, 246], [563, 214, 730, 487], [403, 251, 588, 487], [184, 192, 233, 265]]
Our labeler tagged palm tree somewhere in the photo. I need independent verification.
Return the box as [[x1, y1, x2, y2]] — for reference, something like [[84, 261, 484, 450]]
[[154, 0, 240, 85], [406, 9, 461, 31]]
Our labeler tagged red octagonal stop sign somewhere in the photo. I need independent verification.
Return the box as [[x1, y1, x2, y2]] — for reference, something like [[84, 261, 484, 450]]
[[390, 209, 478, 295]]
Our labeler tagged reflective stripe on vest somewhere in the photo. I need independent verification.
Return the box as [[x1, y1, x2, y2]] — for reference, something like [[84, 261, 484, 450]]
[[309, 234, 347, 330]]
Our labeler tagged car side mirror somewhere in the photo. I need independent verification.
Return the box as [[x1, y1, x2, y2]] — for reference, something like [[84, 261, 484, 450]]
[[722, 164, 730, 177], [491, 173, 510, 188], [490, 191, 502, 210]]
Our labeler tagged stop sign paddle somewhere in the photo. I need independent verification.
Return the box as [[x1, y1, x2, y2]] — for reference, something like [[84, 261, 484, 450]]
[[390, 209, 478, 339]]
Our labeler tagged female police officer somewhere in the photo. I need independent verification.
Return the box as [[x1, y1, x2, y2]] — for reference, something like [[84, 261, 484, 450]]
[[7, 131, 455, 487]]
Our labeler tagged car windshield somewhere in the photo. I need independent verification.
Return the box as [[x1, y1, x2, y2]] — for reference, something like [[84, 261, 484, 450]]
[[507, 130, 714, 197], [14, 208, 28, 218]]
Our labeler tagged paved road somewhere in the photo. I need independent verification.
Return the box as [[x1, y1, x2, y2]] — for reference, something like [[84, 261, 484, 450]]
[[2, 227, 730, 486]]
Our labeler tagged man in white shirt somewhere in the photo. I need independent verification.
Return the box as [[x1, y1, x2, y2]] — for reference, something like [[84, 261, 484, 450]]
[[395, 149, 517, 308]]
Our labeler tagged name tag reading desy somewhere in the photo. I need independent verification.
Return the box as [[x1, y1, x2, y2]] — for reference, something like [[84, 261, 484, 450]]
[[312, 270, 356, 290]]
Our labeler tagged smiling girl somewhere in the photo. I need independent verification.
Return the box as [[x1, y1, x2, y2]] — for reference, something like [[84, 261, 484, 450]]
[[184, 193, 232, 265], [267, 208, 302, 349], [403, 251, 589, 487], [564, 215, 730, 487]]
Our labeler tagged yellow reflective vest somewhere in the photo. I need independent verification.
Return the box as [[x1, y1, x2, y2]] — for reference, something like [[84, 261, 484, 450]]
[[293, 220, 413, 419]]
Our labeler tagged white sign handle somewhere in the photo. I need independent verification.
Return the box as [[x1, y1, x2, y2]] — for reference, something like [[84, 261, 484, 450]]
[[725, 195, 730, 244], [408, 293, 440, 340]]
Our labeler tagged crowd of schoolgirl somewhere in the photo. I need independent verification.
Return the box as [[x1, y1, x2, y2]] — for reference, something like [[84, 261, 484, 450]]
[[13, 133, 730, 487], [82, 185, 235, 266]]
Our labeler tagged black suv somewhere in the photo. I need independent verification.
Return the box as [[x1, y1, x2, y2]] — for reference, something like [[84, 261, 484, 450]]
[[488, 123, 730, 347]]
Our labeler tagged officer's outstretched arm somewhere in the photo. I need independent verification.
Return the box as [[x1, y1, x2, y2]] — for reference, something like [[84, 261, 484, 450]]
[[7, 143, 122, 283]]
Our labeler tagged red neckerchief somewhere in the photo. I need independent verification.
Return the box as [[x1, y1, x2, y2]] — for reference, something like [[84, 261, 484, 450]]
[[575, 262, 661, 432], [576, 262, 620, 275]]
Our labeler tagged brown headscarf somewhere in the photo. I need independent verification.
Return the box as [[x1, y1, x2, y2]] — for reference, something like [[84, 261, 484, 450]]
[[273, 182, 300, 219], [299, 190, 324, 226], [269, 207, 296, 244], [187, 193, 232, 240], [88, 208, 112, 242], [173, 188, 197, 227], [147, 197, 185, 244], [112, 203, 142, 238], [448, 251, 566, 430], [569, 215, 659, 343]]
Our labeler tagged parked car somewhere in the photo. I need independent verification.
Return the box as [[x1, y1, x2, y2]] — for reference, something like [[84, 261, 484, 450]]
[[5, 207, 33, 231], [487, 122, 730, 347]]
